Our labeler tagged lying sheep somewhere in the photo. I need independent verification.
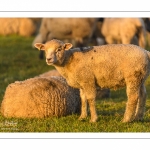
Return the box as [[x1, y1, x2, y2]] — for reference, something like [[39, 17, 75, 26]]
[[35, 39, 150, 123], [1, 76, 81, 118], [38, 69, 111, 99], [0, 18, 41, 37], [101, 18, 146, 48]]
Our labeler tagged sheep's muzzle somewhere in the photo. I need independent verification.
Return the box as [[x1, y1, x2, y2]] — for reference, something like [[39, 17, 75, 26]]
[[46, 57, 55, 65]]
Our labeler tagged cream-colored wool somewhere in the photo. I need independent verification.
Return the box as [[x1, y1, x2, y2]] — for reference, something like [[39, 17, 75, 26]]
[[0, 18, 40, 37], [1, 76, 81, 118], [32, 18, 101, 48], [38, 69, 111, 99], [35, 39, 150, 123], [101, 18, 146, 48]]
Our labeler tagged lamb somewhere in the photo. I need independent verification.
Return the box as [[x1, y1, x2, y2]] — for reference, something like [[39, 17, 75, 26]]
[[34, 39, 150, 123], [1, 76, 81, 118], [101, 18, 146, 48]]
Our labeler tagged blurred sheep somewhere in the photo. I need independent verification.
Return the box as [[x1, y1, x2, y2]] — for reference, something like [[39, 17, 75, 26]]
[[32, 18, 102, 59], [101, 18, 146, 48], [0, 18, 41, 37]]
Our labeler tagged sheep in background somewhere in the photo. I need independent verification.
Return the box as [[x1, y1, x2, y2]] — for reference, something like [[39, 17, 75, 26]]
[[32, 18, 99, 47], [35, 39, 150, 123], [1, 76, 81, 118], [101, 18, 146, 48], [0, 18, 41, 37], [32, 18, 102, 59]]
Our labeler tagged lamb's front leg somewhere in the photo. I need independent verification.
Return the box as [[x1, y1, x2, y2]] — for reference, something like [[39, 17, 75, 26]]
[[79, 86, 98, 123], [78, 88, 88, 121], [87, 97, 98, 123], [134, 84, 147, 121]]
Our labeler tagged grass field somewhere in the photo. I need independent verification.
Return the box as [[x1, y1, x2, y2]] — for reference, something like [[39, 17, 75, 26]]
[[1, 35, 150, 133]]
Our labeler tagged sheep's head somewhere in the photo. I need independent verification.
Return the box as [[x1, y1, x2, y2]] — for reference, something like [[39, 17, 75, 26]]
[[34, 39, 72, 66]]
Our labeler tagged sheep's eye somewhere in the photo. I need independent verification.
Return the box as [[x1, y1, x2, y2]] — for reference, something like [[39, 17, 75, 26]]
[[56, 48, 61, 53]]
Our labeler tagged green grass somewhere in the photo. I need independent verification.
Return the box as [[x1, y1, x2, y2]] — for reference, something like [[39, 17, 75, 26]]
[[1, 35, 150, 132]]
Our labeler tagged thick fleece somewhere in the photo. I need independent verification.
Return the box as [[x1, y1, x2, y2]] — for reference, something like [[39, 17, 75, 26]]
[[1, 76, 81, 118]]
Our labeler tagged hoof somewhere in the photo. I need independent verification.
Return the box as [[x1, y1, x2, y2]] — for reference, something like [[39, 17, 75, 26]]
[[122, 118, 133, 123], [78, 116, 87, 121], [90, 117, 98, 123], [134, 115, 143, 122]]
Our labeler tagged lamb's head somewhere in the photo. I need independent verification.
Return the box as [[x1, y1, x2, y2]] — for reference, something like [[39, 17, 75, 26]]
[[34, 39, 72, 65]]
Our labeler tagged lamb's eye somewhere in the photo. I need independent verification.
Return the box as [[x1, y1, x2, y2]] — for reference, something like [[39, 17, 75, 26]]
[[56, 48, 61, 53]]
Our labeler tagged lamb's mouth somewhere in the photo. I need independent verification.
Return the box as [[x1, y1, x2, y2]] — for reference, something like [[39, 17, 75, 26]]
[[46, 59, 57, 65], [46, 61, 54, 65]]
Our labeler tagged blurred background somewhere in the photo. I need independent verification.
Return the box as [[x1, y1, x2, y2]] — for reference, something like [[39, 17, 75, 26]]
[[1, 18, 150, 58], [1, 18, 150, 46]]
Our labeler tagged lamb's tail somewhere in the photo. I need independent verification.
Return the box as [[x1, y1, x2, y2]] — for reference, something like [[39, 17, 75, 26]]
[[136, 19, 146, 48]]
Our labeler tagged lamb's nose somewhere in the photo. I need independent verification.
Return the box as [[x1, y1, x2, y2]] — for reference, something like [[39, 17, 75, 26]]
[[47, 58, 52, 62]]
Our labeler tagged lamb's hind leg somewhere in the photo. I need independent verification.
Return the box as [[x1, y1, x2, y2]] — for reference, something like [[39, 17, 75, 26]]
[[134, 84, 147, 121], [122, 82, 140, 123]]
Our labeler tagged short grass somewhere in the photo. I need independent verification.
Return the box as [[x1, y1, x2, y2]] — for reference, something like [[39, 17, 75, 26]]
[[1, 35, 150, 133]]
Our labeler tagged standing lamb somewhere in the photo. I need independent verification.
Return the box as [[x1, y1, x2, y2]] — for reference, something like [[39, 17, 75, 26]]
[[101, 18, 146, 48], [1, 76, 81, 118], [34, 39, 150, 123]]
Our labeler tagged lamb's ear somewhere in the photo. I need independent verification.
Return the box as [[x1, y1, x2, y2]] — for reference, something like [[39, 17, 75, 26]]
[[64, 43, 73, 50], [34, 43, 45, 51]]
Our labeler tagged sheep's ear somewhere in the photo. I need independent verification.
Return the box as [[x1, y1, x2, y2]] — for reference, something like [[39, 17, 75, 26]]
[[34, 43, 45, 51], [64, 43, 72, 50]]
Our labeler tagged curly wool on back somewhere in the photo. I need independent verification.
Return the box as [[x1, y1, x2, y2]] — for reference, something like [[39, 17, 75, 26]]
[[1, 76, 81, 118]]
